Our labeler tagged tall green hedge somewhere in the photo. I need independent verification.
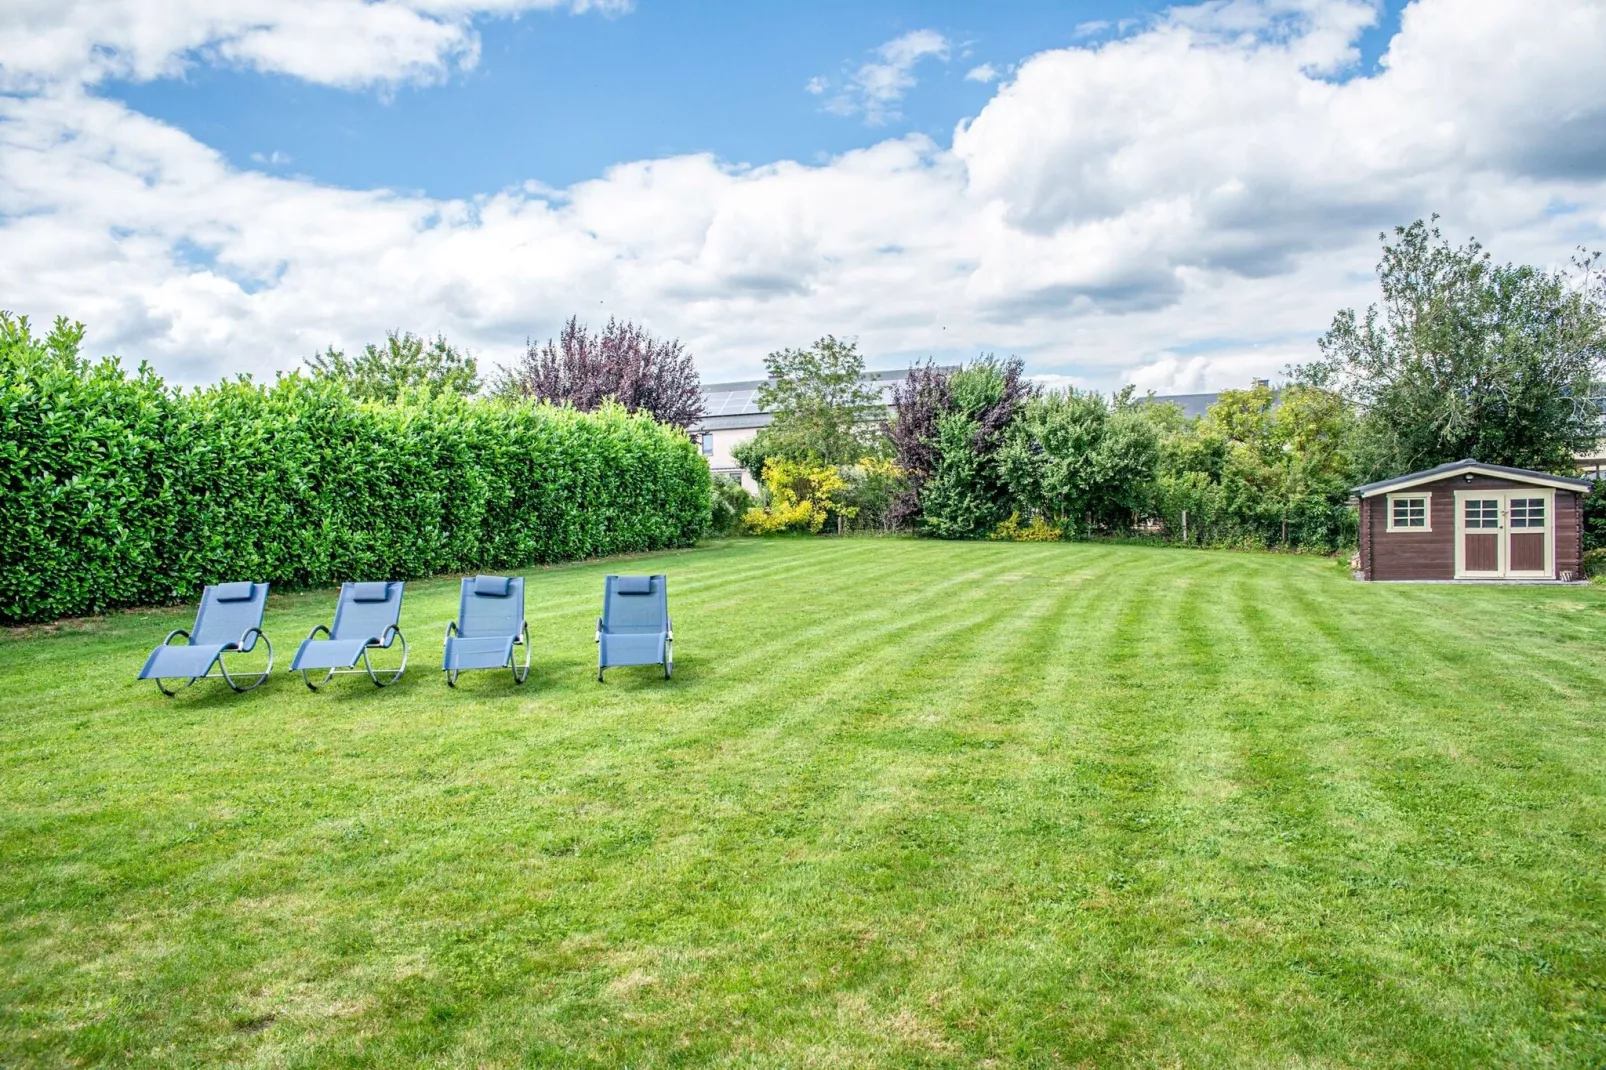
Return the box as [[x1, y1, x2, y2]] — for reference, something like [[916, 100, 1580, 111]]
[[0, 324, 709, 624]]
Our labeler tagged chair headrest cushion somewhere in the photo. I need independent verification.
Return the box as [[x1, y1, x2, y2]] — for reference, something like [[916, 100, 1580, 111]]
[[614, 575, 653, 595], [350, 581, 392, 603], [213, 581, 256, 603], [473, 575, 512, 598]]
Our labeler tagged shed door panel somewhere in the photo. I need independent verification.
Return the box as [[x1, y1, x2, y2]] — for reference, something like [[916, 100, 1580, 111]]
[[1461, 498, 1501, 574], [1465, 533, 1499, 572], [1506, 495, 1550, 576], [1509, 533, 1545, 572]]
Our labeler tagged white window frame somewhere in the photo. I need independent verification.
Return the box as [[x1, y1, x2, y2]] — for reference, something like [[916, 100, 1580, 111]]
[[1385, 491, 1432, 532], [700, 432, 714, 458]]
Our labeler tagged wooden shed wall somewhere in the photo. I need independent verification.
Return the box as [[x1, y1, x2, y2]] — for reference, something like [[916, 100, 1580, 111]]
[[1362, 474, 1582, 581]]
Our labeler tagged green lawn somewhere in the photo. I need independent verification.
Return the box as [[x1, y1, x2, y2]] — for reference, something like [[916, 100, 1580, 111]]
[[3, 539, 1605, 1067]]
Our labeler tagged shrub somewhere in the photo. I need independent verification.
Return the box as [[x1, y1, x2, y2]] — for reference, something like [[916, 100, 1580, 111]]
[[0, 318, 709, 624], [708, 476, 753, 537], [1583, 480, 1606, 552], [742, 459, 848, 534], [1582, 547, 1606, 580], [890, 357, 1031, 538], [837, 457, 906, 533], [989, 512, 1063, 542]]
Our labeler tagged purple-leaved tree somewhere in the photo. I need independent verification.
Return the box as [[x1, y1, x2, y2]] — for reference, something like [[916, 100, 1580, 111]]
[[495, 317, 703, 428]]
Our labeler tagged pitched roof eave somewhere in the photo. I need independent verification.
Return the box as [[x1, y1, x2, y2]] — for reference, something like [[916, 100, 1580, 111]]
[[1351, 459, 1592, 497]]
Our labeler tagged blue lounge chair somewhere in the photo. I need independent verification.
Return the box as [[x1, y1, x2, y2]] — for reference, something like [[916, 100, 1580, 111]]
[[290, 581, 408, 690], [443, 575, 530, 687], [138, 581, 273, 696], [596, 574, 671, 682]]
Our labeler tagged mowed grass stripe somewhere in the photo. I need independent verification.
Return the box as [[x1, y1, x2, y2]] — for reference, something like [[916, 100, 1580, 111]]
[[2, 539, 1605, 1067]]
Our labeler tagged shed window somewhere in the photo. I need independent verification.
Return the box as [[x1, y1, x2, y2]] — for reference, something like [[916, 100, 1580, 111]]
[[700, 433, 714, 457], [1386, 493, 1430, 532], [1464, 499, 1500, 529], [1509, 497, 1546, 528]]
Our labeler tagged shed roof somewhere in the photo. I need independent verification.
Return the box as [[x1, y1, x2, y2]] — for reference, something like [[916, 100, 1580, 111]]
[[1351, 458, 1592, 497]]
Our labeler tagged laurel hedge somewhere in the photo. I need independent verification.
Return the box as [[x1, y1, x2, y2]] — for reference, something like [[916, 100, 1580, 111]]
[[0, 325, 710, 624]]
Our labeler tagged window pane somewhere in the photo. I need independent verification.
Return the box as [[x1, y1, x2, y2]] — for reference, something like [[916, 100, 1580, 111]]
[[1392, 497, 1426, 527], [1465, 499, 1499, 528]]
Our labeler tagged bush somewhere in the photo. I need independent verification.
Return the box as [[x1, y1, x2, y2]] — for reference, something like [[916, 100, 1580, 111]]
[[989, 512, 1063, 542], [708, 476, 753, 537], [837, 457, 906, 533], [1583, 480, 1606, 552], [1583, 547, 1606, 580], [743, 459, 847, 534], [0, 318, 709, 624]]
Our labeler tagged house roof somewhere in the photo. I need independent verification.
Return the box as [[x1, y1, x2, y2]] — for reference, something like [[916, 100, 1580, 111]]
[[1137, 391, 1222, 419], [692, 368, 947, 431], [1351, 459, 1593, 497]]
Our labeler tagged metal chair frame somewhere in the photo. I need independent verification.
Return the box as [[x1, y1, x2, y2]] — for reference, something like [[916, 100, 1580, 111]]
[[443, 620, 530, 688], [149, 627, 274, 697], [595, 616, 672, 682], [297, 624, 408, 691]]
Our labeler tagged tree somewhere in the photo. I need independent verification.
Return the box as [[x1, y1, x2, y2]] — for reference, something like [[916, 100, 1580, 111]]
[[493, 316, 702, 428], [998, 387, 1161, 536], [754, 336, 886, 465], [890, 356, 1033, 538], [307, 330, 479, 402], [1304, 218, 1606, 476], [731, 432, 775, 486]]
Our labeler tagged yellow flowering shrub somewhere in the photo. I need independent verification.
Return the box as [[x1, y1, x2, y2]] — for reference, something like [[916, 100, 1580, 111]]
[[742, 458, 852, 534], [989, 511, 1064, 542]]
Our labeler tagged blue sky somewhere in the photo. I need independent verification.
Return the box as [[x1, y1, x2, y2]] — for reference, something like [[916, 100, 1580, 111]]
[[1, 0, 1597, 390], [109, 0, 1406, 199]]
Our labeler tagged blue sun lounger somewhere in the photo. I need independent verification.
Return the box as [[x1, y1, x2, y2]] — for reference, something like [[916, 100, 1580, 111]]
[[290, 581, 408, 689], [443, 575, 530, 687], [596, 574, 671, 682], [138, 581, 273, 696]]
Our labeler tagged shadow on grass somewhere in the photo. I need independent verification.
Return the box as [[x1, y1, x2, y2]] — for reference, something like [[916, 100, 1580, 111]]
[[594, 654, 701, 690]]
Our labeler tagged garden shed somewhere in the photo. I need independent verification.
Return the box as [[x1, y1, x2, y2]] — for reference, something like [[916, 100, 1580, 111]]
[[1353, 459, 1590, 582]]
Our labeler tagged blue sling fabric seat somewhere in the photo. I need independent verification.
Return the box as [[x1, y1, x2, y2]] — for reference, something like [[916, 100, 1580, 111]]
[[138, 582, 273, 695], [442, 575, 530, 686], [290, 581, 408, 689], [596, 574, 671, 682]]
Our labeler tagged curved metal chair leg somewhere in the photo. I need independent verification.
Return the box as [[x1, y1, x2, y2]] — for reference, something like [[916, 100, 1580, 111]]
[[512, 623, 531, 685], [446, 668, 460, 688], [364, 628, 408, 687], [155, 676, 196, 697], [597, 665, 605, 683], [219, 635, 274, 693], [302, 666, 334, 691]]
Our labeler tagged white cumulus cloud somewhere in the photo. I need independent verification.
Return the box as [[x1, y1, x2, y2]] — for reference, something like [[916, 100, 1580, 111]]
[[2, 0, 1605, 394], [0, 0, 616, 90], [964, 63, 1000, 83]]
